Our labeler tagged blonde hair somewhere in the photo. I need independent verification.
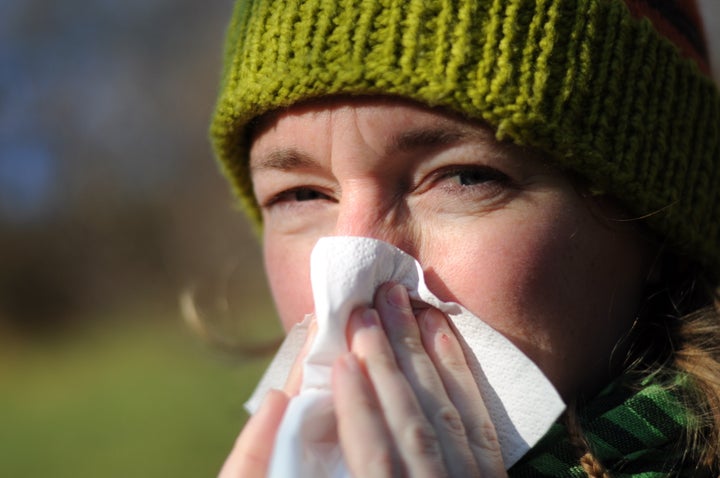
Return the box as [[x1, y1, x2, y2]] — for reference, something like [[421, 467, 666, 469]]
[[674, 297, 720, 467]]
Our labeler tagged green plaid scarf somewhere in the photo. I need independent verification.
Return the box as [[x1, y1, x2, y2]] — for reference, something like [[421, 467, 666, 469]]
[[509, 374, 706, 477]]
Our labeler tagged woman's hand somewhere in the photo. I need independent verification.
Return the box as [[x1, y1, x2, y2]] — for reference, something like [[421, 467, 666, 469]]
[[218, 319, 316, 478], [332, 283, 507, 477], [217, 388, 289, 478]]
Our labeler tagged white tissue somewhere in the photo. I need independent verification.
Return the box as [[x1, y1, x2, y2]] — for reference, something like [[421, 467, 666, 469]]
[[245, 236, 565, 476]]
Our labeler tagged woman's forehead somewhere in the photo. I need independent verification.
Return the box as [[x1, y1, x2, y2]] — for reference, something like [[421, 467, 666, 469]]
[[248, 96, 535, 159], [247, 96, 557, 187], [250, 96, 480, 137]]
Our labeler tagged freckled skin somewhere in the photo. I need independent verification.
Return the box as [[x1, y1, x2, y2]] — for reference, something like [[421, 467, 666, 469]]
[[249, 98, 651, 402]]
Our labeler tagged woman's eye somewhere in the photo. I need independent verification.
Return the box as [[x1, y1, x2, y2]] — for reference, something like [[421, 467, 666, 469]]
[[440, 166, 509, 188], [256, 183, 336, 232], [265, 187, 331, 207], [424, 165, 515, 211], [287, 188, 326, 202]]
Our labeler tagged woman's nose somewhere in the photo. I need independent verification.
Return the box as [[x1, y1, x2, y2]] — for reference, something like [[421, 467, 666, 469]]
[[332, 191, 416, 254]]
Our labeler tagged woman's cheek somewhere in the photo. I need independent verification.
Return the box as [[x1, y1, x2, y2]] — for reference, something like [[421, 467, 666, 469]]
[[264, 238, 316, 331], [420, 217, 567, 343]]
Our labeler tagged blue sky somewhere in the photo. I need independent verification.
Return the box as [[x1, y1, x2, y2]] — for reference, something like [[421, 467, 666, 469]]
[[0, 0, 232, 223]]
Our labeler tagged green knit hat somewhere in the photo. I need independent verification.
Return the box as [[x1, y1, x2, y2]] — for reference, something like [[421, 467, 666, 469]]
[[210, 0, 720, 275]]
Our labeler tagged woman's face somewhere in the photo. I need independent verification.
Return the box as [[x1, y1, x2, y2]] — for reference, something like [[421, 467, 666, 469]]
[[249, 98, 651, 400]]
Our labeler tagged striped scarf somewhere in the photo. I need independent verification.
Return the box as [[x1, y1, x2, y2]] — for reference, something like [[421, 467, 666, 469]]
[[509, 374, 707, 477]]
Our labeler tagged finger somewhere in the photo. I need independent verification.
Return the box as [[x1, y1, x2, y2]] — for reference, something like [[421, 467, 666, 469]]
[[333, 352, 402, 478], [373, 283, 479, 477], [218, 389, 289, 478], [283, 316, 317, 395], [348, 306, 446, 478], [418, 308, 505, 475]]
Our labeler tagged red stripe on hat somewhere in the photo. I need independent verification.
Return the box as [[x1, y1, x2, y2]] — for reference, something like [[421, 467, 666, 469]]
[[624, 0, 710, 75]]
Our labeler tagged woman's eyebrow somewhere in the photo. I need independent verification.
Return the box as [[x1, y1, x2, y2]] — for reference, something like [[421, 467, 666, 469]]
[[389, 127, 468, 154], [250, 148, 317, 172], [387, 124, 499, 156]]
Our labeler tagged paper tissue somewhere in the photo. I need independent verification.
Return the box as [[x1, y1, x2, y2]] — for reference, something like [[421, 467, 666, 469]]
[[246, 236, 565, 476]]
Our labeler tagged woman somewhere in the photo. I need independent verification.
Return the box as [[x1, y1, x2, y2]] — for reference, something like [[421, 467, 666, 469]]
[[210, 0, 720, 475]]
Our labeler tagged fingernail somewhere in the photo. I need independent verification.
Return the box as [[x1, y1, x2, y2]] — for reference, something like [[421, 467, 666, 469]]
[[340, 353, 360, 373], [385, 283, 408, 308], [360, 308, 379, 328], [421, 308, 444, 332]]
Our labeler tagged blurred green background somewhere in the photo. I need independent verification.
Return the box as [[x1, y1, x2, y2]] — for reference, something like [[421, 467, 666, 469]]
[[0, 1, 718, 477]]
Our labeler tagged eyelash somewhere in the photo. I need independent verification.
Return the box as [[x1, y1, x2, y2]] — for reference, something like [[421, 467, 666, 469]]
[[263, 187, 332, 208], [431, 165, 511, 193]]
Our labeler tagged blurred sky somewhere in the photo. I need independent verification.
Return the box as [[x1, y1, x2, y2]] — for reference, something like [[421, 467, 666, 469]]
[[0, 0, 718, 333], [1, 0, 231, 220], [0, 0, 270, 334]]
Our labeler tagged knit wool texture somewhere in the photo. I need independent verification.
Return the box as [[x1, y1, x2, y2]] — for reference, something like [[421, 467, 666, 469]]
[[210, 0, 720, 275]]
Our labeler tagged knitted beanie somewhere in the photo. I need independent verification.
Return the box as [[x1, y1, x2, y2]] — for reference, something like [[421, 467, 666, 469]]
[[210, 0, 720, 275]]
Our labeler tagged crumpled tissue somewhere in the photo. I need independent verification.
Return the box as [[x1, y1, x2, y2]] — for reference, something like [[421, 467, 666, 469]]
[[245, 236, 565, 476]]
